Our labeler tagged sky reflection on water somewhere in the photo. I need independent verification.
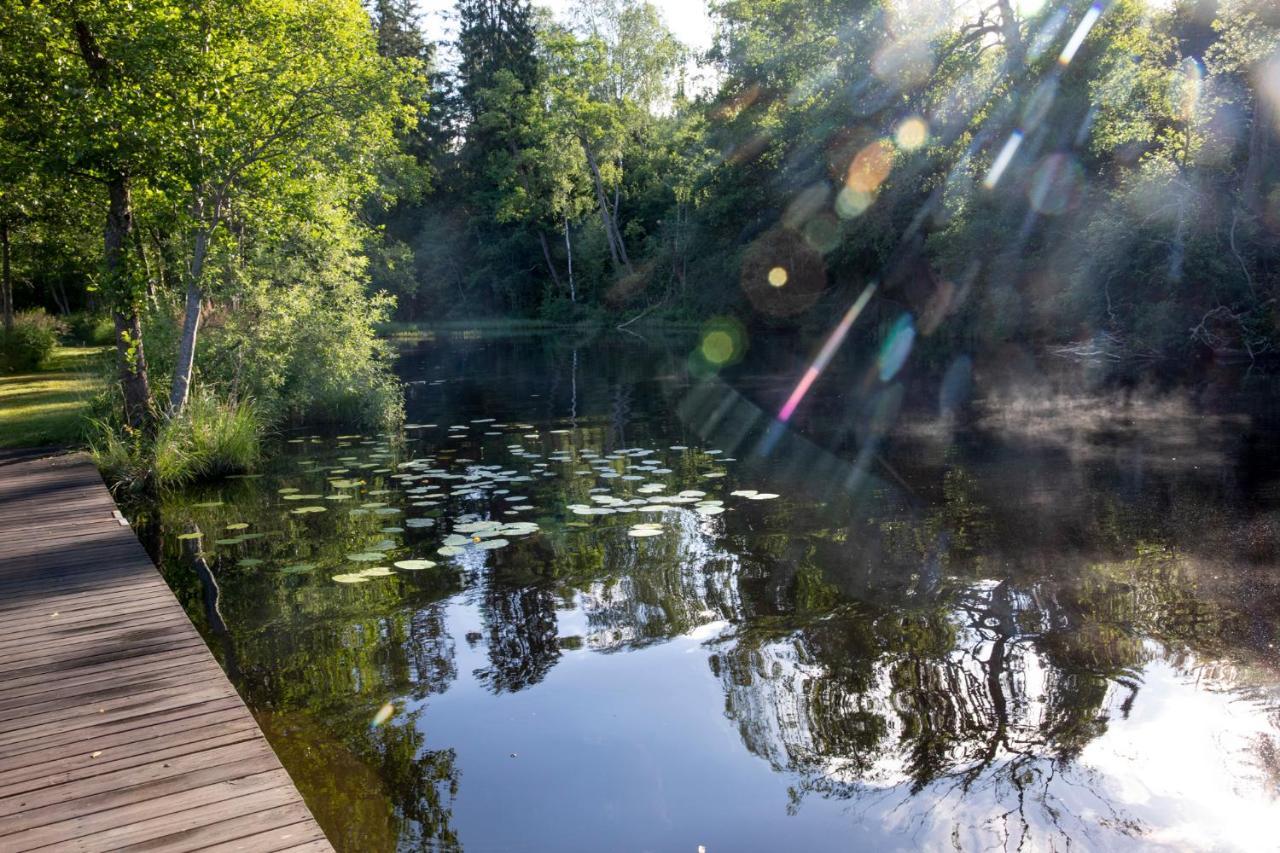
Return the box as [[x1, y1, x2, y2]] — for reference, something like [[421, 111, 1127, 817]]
[[144, 332, 1280, 851]]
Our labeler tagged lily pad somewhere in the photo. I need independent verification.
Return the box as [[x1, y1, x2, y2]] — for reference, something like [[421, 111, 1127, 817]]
[[394, 559, 437, 571]]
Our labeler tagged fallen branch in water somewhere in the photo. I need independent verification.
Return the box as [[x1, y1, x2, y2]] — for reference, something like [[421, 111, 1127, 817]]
[[617, 300, 664, 330]]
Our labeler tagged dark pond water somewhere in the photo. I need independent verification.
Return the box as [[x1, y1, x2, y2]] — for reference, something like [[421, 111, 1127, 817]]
[[139, 331, 1280, 851]]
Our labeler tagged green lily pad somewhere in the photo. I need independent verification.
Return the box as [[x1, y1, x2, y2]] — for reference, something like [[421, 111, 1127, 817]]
[[394, 559, 437, 571]]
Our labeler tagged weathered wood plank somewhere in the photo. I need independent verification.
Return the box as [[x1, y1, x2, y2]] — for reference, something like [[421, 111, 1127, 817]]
[[0, 454, 331, 852]]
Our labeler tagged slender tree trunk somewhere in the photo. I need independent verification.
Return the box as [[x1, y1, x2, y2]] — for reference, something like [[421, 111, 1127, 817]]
[[580, 138, 632, 273], [1, 219, 12, 333], [169, 224, 212, 416], [131, 225, 157, 307], [564, 216, 575, 303], [537, 230, 562, 290], [52, 280, 71, 316], [106, 175, 152, 431]]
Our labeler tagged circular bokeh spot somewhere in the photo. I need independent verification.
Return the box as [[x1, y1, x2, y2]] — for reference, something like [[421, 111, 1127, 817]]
[[836, 187, 874, 219], [894, 116, 928, 151], [694, 317, 748, 370], [802, 213, 841, 254], [739, 228, 827, 317], [846, 139, 894, 194]]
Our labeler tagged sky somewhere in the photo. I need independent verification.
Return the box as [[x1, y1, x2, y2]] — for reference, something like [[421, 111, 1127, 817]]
[[414, 0, 716, 58]]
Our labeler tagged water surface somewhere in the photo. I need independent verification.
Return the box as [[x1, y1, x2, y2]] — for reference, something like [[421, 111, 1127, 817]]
[[142, 332, 1280, 851]]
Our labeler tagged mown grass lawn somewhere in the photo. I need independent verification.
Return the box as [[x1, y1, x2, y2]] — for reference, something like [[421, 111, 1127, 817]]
[[0, 346, 109, 449]]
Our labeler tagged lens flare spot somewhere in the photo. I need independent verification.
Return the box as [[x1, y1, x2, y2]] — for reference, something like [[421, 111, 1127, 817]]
[[1028, 153, 1083, 216], [371, 702, 395, 728], [846, 140, 894, 193], [894, 116, 928, 151], [1059, 2, 1103, 67], [1176, 57, 1204, 123], [982, 131, 1024, 190], [871, 38, 935, 91], [836, 187, 874, 218], [878, 314, 916, 382], [802, 214, 840, 254], [1260, 51, 1280, 134], [702, 331, 735, 365], [739, 229, 826, 316]]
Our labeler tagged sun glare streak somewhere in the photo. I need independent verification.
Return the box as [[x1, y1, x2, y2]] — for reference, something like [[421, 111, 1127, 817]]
[[778, 283, 877, 422], [982, 131, 1024, 189], [1059, 3, 1103, 67]]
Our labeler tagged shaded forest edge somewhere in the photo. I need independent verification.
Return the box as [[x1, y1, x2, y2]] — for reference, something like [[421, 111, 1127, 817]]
[[2, 0, 1280, 485]]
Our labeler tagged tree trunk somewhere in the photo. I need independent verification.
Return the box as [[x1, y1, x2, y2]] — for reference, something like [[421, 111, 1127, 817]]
[[537, 230, 562, 290], [995, 0, 1025, 74], [564, 216, 575, 303], [581, 138, 632, 273], [1, 219, 12, 334], [1242, 92, 1273, 214], [168, 226, 211, 416], [132, 225, 157, 306], [106, 176, 152, 431]]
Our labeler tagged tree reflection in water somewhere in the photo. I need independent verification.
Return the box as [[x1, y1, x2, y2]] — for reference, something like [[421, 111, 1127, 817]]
[[145, 337, 1280, 851]]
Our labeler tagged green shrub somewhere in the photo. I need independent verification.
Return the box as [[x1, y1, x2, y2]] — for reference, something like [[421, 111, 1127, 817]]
[[90, 392, 261, 492], [68, 313, 117, 346], [0, 310, 66, 373]]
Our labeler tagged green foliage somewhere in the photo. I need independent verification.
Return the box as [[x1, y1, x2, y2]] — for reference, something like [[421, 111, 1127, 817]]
[[67, 313, 117, 347], [90, 391, 261, 492], [0, 310, 65, 373]]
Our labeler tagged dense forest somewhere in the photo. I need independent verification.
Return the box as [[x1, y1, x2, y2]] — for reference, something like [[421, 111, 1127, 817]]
[[2, 0, 1279, 463]]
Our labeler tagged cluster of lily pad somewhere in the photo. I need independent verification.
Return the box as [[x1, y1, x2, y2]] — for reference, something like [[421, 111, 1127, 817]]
[[189, 414, 786, 587]]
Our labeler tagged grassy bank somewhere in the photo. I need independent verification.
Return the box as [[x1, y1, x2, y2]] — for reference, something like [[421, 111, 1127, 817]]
[[0, 346, 109, 449]]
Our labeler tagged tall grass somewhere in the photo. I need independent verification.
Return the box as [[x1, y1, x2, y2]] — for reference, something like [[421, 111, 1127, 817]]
[[91, 392, 261, 492], [0, 310, 66, 373]]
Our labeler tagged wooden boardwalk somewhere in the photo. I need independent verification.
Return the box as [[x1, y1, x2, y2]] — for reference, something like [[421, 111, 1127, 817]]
[[0, 453, 333, 852]]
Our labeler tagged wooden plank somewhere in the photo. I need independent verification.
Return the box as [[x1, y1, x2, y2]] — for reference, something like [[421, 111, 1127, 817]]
[[0, 697, 248, 765], [0, 454, 332, 852]]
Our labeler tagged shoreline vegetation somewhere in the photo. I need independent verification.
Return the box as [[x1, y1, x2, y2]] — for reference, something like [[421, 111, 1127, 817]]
[[2, 0, 1278, 491]]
